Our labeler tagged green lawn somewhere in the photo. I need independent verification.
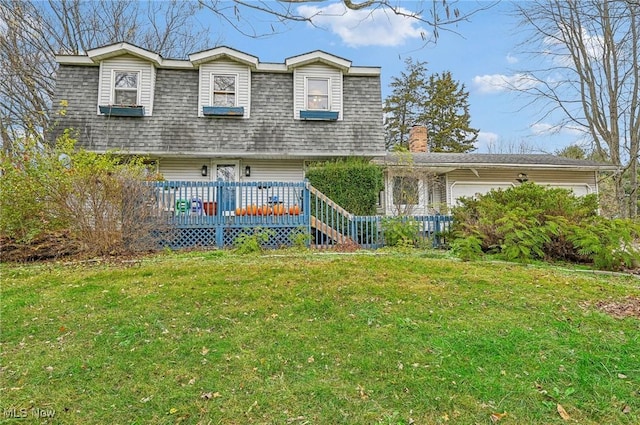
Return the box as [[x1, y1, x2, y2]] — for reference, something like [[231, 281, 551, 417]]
[[1, 251, 639, 424]]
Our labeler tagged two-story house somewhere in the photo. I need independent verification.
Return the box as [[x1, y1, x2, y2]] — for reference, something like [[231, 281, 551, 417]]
[[52, 43, 615, 250], [53, 42, 385, 186]]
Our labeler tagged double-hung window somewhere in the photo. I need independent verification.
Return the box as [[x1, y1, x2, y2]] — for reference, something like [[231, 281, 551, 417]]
[[306, 78, 329, 110], [393, 176, 420, 206], [113, 71, 139, 105], [212, 74, 237, 107]]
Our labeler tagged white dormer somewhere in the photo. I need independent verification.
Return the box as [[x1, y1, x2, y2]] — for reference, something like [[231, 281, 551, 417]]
[[189, 47, 256, 118], [91, 43, 158, 117], [287, 51, 349, 121]]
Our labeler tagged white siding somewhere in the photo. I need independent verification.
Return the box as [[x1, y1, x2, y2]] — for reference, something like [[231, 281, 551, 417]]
[[242, 159, 304, 182], [293, 64, 343, 120], [158, 158, 212, 182], [97, 55, 155, 116], [197, 59, 251, 118]]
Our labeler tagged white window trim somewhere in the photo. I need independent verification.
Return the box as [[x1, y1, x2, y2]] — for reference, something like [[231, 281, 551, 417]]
[[111, 69, 141, 106], [304, 76, 331, 111], [209, 73, 239, 107]]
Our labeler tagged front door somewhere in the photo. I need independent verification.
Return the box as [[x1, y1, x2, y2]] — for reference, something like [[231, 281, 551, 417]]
[[215, 162, 239, 213]]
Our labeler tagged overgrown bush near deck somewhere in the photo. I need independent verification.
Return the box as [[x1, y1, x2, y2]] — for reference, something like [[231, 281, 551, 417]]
[[305, 157, 383, 215], [0, 131, 166, 259], [451, 182, 640, 270]]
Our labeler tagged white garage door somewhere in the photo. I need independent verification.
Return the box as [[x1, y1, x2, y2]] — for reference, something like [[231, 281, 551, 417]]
[[546, 184, 592, 196], [451, 183, 513, 205]]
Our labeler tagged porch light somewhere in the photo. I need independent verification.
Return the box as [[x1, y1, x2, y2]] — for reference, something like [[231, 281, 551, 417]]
[[516, 173, 528, 183], [201, 165, 208, 177], [245, 165, 251, 177]]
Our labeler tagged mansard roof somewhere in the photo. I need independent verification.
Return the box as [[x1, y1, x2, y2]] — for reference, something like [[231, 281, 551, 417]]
[[55, 42, 380, 75]]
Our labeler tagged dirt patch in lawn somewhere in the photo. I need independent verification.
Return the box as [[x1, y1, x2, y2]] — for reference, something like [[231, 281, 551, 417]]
[[0, 231, 81, 263], [593, 296, 640, 319]]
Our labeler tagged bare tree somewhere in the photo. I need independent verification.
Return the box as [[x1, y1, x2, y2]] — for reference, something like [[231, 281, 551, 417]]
[[512, 0, 640, 217], [199, 0, 496, 40], [0, 0, 210, 152]]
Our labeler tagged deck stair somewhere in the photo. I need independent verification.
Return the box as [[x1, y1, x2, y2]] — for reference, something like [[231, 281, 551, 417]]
[[308, 185, 357, 246]]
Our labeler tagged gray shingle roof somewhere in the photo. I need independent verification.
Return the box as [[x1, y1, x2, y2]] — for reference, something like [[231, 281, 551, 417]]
[[374, 153, 618, 171]]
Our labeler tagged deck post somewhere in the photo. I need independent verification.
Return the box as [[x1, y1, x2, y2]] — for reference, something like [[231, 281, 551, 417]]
[[215, 181, 224, 248], [303, 180, 312, 247]]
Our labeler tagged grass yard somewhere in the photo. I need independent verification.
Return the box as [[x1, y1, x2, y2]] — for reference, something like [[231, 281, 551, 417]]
[[1, 251, 639, 424]]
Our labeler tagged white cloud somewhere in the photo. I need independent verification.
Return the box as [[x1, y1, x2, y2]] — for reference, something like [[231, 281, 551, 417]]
[[531, 122, 587, 138], [506, 53, 518, 64], [296, 3, 426, 47], [543, 27, 603, 65], [530, 122, 554, 135], [472, 73, 538, 94]]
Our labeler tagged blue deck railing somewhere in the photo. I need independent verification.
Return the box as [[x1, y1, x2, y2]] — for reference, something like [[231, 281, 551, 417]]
[[149, 181, 452, 249]]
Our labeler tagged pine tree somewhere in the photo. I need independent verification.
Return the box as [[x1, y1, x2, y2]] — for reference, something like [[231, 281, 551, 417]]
[[383, 58, 428, 150], [384, 60, 478, 153], [421, 71, 478, 153]]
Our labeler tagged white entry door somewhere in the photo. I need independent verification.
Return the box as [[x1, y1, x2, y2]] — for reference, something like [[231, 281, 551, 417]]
[[214, 162, 239, 213]]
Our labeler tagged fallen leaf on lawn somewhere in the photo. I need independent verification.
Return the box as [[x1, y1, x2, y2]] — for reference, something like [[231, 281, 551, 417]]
[[557, 404, 570, 421], [356, 384, 368, 400], [490, 412, 507, 423], [307, 356, 314, 363], [201, 347, 209, 356], [622, 405, 631, 414], [201, 391, 221, 399], [140, 396, 152, 403], [617, 373, 627, 379], [188, 377, 196, 385]]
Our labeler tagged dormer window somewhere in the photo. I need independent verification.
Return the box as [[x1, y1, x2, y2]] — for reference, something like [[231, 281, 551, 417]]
[[113, 71, 140, 105], [212, 74, 237, 106], [306, 78, 329, 110]]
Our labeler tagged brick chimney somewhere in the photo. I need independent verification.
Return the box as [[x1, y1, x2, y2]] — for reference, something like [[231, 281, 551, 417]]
[[408, 125, 428, 153]]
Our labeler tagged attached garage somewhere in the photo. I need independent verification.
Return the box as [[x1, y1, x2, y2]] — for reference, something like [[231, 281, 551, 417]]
[[376, 152, 618, 215], [450, 182, 514, 205]]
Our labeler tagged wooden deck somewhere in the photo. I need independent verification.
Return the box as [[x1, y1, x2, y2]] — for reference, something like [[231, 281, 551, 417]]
[[149, 181, 452, 249]]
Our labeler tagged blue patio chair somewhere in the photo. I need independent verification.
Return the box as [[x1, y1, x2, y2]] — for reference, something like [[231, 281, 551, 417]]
[[191, 198, 203, 215]]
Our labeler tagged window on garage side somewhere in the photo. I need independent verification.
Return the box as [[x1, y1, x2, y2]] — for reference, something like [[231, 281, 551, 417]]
[[393, 176, 419, 205]]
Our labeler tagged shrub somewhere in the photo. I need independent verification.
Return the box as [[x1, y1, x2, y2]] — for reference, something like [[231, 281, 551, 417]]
[[569, 218, 640, 270], [451, 182, 639, 270], [0, 130, 167, 257], [381, 216, 420, 247], [306, 157, 383, 215], [289, 226, 311, 249], [234, 227, 274, 254]]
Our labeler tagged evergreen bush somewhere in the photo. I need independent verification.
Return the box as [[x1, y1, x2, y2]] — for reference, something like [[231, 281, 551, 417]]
[[451, 182, 640, 270], [305, 158, 383, 216]]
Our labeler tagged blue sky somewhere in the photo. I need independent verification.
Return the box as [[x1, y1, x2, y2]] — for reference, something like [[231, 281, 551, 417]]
[[205, 1, 580, 153]]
